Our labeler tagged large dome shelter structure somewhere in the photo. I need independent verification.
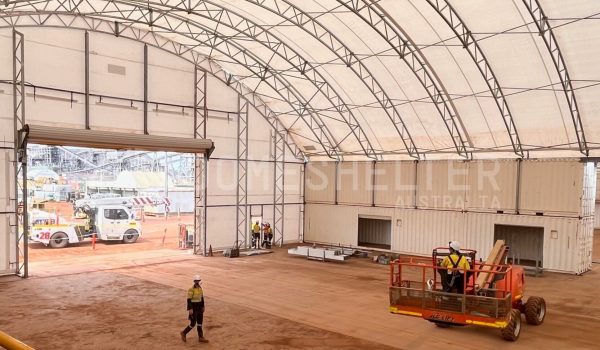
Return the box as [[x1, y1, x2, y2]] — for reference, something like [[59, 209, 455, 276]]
[[1, 1, 599, 349]]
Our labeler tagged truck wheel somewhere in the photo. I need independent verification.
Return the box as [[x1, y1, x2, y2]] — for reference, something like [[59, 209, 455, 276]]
[[525, 296, 546, 325], [49, 232, 69, 248], [122, 230, 139, 244], [501, 309, 521, 341]]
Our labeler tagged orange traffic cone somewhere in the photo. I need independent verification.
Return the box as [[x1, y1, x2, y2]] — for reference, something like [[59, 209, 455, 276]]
[[208, 245, 213, 257]]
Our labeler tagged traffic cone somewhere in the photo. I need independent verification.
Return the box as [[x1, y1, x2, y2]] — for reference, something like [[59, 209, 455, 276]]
[[208, 245, 213, 257]]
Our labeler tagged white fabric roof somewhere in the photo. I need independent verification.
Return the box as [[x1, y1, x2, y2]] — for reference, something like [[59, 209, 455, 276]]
[[3, 0, 600, 160]]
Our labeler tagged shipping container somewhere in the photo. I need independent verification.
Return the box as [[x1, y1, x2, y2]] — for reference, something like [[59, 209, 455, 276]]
[[305, 162, 336, 203], [337, 161, 373, 206]]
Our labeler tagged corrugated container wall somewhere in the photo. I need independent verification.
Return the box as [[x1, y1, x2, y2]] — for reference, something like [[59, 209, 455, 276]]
[[519, 159, 583, 216], [337, 162, 373, 206], [466, 160, 518, 213], [305, 162, 336, 203], [374, 161, 416, 208], [416, 161, 467, 210]]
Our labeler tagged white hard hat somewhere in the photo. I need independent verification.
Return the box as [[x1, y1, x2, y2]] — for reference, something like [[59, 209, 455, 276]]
[[449, 241, 461, 252], [193, 274, 201, 281]]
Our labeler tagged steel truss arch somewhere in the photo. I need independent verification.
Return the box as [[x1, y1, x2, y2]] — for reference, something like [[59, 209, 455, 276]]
[[122, 0, 380, 160], [0, 14, 308, 161], [337, 0, 471, 158], [226, 0, 420, 159], [3, 3, 345, 160], [522, 0, 589, 156], [426, 0, 524, 158]]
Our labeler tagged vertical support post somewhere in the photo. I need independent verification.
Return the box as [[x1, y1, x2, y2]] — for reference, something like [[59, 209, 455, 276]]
[[273, 130, 285, 247], [13, 30, 27, 278], [84, 31, 90, 130], [193, 67, 208, 256], [143, 44, 148, 135], [334, 161, 339, 205], [515, 159, 522, 214], [236, 96, 249, 248], [371, 160, 376, 207]]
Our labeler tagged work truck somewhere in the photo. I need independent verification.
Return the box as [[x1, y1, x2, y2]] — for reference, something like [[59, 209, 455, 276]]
[[30, 204, 141, 248]]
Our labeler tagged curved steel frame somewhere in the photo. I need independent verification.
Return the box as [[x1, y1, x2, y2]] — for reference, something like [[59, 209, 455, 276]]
[[112, 0, 377, 160], [239, 0, 420, 159], [3, 2, 346, 160], [426, 0, 524, 157], [338, 0, 471, 157], [522, 0, 589, 156], [0, 15, 307, 161]]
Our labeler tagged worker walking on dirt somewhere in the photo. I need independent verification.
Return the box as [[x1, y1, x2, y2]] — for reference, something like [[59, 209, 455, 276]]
[[251, 221, 261, 249], [180, 275, 209, 343], [440, 241, 470, 293]]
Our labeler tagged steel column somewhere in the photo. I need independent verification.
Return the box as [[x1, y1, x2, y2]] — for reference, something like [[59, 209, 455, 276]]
[[236, 96, 249, 248], [84, 31, 90, 130], [522, 0, 589, 156], [273, 130, 285, 247], [12, 29, 27, 278], [193, 67, 208, 256], [143, 44, 148, 135]]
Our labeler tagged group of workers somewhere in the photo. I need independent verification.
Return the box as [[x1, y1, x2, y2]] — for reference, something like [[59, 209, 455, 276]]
[[251, 221, 273, 249]]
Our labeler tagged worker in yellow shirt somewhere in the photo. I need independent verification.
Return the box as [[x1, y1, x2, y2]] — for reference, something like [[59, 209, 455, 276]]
[[251, 221, 261, 249], [440, 241, 470, 293], [180, 275, 208, 343]]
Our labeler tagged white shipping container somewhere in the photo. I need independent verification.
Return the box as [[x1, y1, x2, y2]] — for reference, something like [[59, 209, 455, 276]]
[[305, 162, 336, 203], [337, 162, 373, 206]]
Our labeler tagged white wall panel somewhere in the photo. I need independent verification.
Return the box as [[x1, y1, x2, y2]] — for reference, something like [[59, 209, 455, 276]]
[[581, 162, 596, 218], [21, 28, 84, 92], [520, 159, 583, 216], [416, 161, 467, 210], [374, 161, 416, 208], [147, 47, 194, 106], [283, 204, 303, 244], [304, 204, 394, 246], [24, 96, 85, 129], [305, 162, 335, 203], [205, 206, 237, 250], [395, 209, 466, 255], [467, 160, 517, 213], [89, 32, 144, 100], [337, 161, 373, 205], [147, 111, 194, 138]]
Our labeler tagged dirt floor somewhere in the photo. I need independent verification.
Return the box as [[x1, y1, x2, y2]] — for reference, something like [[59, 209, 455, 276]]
[[1, 212, 600, 349]]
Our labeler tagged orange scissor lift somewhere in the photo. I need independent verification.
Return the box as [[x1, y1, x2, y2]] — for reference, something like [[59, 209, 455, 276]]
[[389, 241, 546, 341]]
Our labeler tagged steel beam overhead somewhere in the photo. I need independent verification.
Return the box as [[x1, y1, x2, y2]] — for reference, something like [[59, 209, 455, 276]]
[[522, 0, 589, 156], [426, 0, 524, 158], [337, 0, 471, 157]]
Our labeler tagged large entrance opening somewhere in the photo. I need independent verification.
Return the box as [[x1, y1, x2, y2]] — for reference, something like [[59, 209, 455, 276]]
[[18, 125, 212, 277], [358, 217, 391, 250], [494, 224, 544, 268]]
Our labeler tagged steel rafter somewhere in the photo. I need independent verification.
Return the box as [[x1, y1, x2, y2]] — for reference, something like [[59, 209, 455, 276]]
[[426, 0, 524, 158], [273, 129, 285, 247], [193, 66, 207, 255], [0, 13, 306, 161], [337, 0, 470, 157], [125, 0, 378, 159], [2, 2, 342, 160], [522, 0, 589, 156], [236, 96, 249, 249], [12, 29, 27, 277], [227, 0, 419, 159]]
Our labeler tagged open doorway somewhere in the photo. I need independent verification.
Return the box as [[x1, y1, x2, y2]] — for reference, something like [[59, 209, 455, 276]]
[[358, 217, 391, 250], [494, 224, 544, 268], [26, 144, 197, 260]]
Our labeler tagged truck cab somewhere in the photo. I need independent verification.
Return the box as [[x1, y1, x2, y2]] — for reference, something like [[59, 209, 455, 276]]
[[95, 205, 141, 242]]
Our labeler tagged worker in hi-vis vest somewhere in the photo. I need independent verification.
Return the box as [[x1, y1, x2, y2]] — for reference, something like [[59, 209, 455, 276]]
[[180, 275, 209, 343], [440, 241, 470, 293], [251, 221, 261, 249]]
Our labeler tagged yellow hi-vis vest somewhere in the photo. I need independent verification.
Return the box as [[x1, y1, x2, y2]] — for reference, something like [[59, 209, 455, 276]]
[[187, 287, 203, 302]]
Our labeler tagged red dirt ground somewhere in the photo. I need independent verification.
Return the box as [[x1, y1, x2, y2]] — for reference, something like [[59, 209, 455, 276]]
[[1, 204, 599, 349]]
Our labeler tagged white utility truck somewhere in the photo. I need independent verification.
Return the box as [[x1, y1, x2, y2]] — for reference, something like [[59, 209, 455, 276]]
[[30, 204, 141, 248]]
